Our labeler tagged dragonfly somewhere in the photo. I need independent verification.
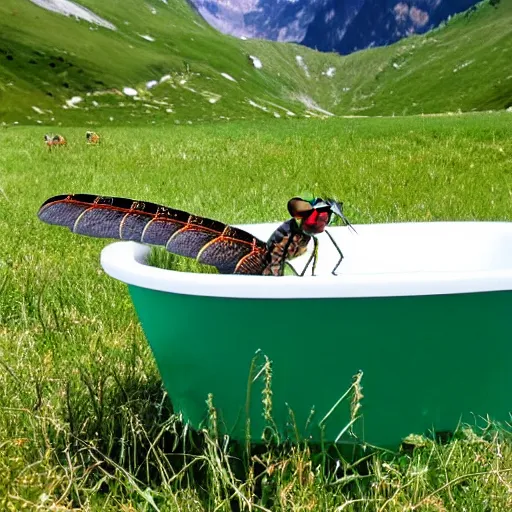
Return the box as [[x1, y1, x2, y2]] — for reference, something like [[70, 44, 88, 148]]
[[37, 194, 357, 276]]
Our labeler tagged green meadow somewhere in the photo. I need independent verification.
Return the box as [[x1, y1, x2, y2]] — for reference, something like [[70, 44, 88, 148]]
[[1, 113, 512, 509]]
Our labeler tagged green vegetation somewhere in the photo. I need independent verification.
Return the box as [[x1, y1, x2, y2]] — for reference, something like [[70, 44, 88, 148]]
[[1, 0, 512, 507], [1, 114, 512, 508], [1, 0, 511, 126]]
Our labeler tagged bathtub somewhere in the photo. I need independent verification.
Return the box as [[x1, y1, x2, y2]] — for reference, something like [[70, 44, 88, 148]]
[[100, 221, 512, 448]]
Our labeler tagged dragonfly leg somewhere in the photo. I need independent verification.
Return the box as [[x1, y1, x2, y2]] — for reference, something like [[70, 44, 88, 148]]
[[325, 230, 344, 275], [300, 237, 319, 276], [311, 236, 319, 276]]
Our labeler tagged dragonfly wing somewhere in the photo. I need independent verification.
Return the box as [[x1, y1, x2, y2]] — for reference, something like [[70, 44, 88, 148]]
[[38, 194, 268, 274]]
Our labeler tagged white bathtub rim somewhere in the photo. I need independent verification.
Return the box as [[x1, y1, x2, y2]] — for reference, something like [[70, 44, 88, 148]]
[[100, 221, 512, 299]]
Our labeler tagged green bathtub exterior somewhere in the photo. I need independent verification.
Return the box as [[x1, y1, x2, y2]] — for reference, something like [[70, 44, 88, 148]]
[[128, 285, 512, 448]]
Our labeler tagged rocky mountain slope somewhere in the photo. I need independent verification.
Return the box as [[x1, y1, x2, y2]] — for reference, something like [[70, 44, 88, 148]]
[[302, 0, 481, 54], [189, 0, 481, 54]]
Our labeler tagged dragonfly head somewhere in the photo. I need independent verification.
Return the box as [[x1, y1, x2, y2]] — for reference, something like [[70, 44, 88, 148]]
[[319, 198, 358, 234], [287, 197, 357, 235]]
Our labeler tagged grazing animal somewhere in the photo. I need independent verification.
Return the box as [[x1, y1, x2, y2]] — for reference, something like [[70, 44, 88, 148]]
[[38, 194, 356, 276], [44, 134, 67, 148], [86, 131, 100, 144]]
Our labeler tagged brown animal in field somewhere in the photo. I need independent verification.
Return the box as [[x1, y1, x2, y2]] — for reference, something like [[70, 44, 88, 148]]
[[86, 131, 100, 144], [44, 134, 67, 148]]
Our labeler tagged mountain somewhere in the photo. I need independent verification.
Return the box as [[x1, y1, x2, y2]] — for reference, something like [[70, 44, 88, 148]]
[[0, 0, 510, 125], [187, 0, 323, 42], [189, 0, 482, 54], [302, 0, 482, 54]]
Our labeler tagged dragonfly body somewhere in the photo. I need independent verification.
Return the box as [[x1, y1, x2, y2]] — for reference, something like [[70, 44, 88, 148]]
[[263, 219, 310, 276], [38, 194, 355, 276]]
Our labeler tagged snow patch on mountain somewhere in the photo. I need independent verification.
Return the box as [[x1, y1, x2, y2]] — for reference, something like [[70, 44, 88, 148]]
[[29, 0, 116, 30], [123, 87, 138, 97], [248, 100, 268, 111], [139, 34, 156, 42], [295, 55, 310, 78], [249, 55, 263, 69], [294, 93, 334, 116], [221, 72, 237, 82]]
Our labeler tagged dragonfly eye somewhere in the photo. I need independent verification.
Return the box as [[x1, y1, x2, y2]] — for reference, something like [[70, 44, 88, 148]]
[[288, 197, 313, 218]]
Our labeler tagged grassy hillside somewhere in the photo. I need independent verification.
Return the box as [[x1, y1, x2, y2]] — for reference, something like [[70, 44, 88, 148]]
[[0, 0, 511, 126], [326, 0, 512, 116], [0, 0, 342, 126]]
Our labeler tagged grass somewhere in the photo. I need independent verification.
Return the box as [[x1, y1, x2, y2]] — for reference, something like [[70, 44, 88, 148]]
[[1, 0, 511, 126], [1, 113, 512, 509]]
